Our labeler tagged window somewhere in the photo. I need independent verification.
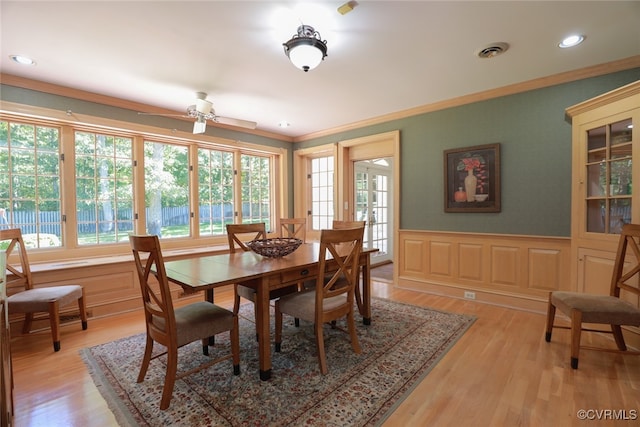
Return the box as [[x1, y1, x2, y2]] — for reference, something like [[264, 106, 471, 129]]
[[240, 154, 271, 229], [144, 140, 190, 238], [0, 120, 62, 248], [0, 113, 283, 257], [75, 131, 134, 244], [310, 156, 334, 230], [198, 147, 234, 236]]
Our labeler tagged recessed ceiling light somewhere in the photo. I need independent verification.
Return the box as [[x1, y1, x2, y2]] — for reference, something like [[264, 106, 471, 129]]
[[9, 54, 36, 65], [278, 121, 290, 128], [558, 35, 585, 48]]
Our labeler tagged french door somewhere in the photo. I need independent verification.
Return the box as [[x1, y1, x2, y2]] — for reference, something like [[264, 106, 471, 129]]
[[355, 159, 392, 263]]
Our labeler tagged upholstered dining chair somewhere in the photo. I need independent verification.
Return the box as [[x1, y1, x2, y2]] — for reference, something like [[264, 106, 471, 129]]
[[545, 223, 640, 369], [1, 228, 87, 352], [275, 226, 364, 374], [226, 223, 299, 337], [279, 217, 306, 242], [129, 234, 240, 410]]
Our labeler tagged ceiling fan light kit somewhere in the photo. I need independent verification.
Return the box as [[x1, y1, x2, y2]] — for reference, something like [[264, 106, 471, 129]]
[[193, 115, 207, 134], [283, 24, 328, 72]]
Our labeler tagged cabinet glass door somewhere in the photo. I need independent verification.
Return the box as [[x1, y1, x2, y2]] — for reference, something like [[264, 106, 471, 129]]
[[585, 118, 633, 234]]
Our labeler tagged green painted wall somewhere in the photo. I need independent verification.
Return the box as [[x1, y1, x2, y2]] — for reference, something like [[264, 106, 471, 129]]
[[2, 69, 639, 237], [296, 69, 640, 237]]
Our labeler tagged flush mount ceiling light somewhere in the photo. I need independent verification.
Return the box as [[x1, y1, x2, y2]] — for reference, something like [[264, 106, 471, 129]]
[[283, 24, 328, 72], [9, 54, 36, 66], [559, 35, 585, 48]]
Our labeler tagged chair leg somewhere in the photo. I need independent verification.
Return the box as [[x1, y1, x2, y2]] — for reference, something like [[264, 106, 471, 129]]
[[49, 301, 61, 352], [570, 309, 583, 369], [22, 312, 34, 334], [295, 282, 302, 327], [201, 338, 209, 356], [274, 302, 282, 353], [354, 275, 363, 314], [137, 335, 154, 383], [231, 315, 241, 375], [78, 290, 88, 330], [315, 322, 328, 375], [347, 311, 362, 355], [253, 301, 260, 342], [611, 325, 628, 351], [160, 346, 178, 410], [545, 296, 556, 342], [233, 285, 241, 315]]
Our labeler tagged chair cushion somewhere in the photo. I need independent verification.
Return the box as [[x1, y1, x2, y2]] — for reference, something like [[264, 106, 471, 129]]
[[278, 289, 348, 322], [8, 285, 83, 313], [551, 291, 640, 325], [172, 302, 234, 347]]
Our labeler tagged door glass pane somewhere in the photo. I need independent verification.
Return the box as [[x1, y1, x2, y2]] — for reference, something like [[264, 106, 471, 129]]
[[310, 156, 334, 230], [586, 199, 605, 233], [586, 163, 605, 197], [609, 198, 631, 235]]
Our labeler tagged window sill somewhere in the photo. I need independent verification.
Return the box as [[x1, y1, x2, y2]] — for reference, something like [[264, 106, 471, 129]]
[[29, 244, 229, 273]]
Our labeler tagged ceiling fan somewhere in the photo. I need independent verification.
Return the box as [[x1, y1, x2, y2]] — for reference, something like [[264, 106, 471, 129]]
[[138, 92, 257, 134]]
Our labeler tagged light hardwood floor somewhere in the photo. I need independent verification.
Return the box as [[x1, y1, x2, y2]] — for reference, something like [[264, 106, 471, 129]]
[[9, 279, 640, 427]]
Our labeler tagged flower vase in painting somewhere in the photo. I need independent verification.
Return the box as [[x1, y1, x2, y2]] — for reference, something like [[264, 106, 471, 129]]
[[458, 155, 484, 202]]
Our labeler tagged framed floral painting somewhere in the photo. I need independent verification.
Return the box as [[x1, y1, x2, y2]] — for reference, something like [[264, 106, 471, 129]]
[[444, 143, 501, 213]]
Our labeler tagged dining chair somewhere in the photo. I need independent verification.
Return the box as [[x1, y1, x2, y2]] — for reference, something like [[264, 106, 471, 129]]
[[280, 217, 306, 242], [129, 234, 240, 410], [1, 228, 87, 352], [332, 220, 366, 229], [280, 218, 308, 308], [226, 223, 299, 337], [545, 223, 640, 369], [332, 220, 366, 311], [274, 226, 364, 374]]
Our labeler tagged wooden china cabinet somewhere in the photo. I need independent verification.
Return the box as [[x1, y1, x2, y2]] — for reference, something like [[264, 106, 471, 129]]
[[567, 81, 640, 295]]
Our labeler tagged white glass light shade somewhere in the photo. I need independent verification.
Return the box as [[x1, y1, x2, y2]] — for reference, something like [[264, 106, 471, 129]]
[[193, 116, 207, 134], [289, 43, 324, 72], [195, 98, 213, 115]]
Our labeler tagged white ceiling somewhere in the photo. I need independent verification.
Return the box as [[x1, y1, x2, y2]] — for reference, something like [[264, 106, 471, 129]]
[[1, 1, 639, 139]]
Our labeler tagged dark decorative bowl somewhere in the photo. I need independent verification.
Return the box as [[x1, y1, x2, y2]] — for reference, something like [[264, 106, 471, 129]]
[[246, 237, 303, 258]]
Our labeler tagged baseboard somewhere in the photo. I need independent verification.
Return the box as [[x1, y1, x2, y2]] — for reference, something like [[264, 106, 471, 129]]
[[396, 276, 548, 314]]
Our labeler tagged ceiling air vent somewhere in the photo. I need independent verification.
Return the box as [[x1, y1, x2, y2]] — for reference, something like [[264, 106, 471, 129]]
[[476, 42, 509, 59]]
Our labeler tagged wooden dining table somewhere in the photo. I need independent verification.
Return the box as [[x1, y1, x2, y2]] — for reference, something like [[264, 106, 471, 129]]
[[162, 242, 377, 380]]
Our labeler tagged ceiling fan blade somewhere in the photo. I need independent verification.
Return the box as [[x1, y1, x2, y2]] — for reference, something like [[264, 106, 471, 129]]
[[137, 112, 189, 118], [214, 116, 257, 130]]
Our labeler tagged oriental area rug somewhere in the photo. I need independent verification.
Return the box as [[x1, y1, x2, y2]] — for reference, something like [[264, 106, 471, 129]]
[[81, 298, 475, 427]]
